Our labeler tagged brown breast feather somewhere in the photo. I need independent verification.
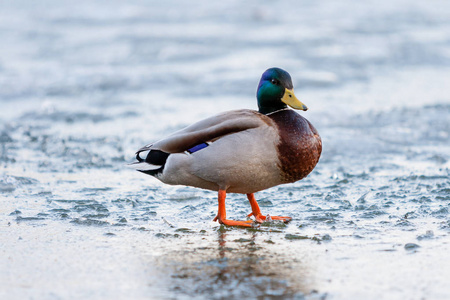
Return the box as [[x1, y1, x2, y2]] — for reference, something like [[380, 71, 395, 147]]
[[269, 109, 322, 183]]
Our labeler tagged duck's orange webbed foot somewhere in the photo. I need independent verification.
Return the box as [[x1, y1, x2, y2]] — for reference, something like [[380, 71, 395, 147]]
[[247, 212, 292, 223], [213, 190, 255, 228], [246, 193, 292, 224], [213, 215, 254, 227]]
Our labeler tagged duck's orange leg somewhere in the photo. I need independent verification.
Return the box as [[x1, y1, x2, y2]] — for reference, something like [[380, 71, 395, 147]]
[[213, 190, 254, 227], [246, 193, 292, 223]]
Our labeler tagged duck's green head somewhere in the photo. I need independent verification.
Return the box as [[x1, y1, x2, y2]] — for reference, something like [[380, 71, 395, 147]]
[[257, 68, 308, 115]]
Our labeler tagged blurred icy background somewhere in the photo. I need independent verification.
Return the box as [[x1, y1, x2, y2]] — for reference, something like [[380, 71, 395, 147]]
[[1, 0, 450, 299]]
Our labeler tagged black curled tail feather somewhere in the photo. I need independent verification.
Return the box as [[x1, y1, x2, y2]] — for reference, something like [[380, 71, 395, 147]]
[[134, 149, 170, 176], [136, 152, 144, 162]]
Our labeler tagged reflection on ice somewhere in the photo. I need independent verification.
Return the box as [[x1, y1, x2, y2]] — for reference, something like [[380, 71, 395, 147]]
[[153, 228, 318, 299]]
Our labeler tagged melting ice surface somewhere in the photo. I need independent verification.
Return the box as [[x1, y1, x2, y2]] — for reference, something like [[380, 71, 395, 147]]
[[1, 0, 450, 299]]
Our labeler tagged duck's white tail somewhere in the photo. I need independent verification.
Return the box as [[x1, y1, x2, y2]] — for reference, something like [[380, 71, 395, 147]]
[[127, 161, 162, 171], [128, 147, 169, 175]]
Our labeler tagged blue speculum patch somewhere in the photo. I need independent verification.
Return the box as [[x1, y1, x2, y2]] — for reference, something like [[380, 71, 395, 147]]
[[187, 142, 209, 154]]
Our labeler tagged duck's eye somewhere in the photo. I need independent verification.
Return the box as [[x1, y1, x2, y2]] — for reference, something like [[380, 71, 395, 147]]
[[271, 79, 278, 85]]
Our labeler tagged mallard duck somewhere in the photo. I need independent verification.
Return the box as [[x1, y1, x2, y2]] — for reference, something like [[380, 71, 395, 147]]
[[130, 68, 322, 227]]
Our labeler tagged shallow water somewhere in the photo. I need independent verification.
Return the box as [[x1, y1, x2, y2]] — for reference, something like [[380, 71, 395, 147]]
[[1, 0, 450, 299]]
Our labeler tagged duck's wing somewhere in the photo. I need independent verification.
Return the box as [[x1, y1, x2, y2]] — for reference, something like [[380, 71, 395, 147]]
[[137, 109, 270, 154]]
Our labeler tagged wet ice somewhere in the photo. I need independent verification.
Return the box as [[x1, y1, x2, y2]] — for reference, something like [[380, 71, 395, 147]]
[[1, 0, 450, 299]]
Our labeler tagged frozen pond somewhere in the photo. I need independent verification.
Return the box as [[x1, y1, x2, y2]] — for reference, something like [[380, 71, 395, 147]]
[[1, 0, 450, 299]]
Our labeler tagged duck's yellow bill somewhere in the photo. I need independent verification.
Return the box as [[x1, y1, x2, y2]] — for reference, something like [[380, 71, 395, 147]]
[[281, 88, 308, 111]]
